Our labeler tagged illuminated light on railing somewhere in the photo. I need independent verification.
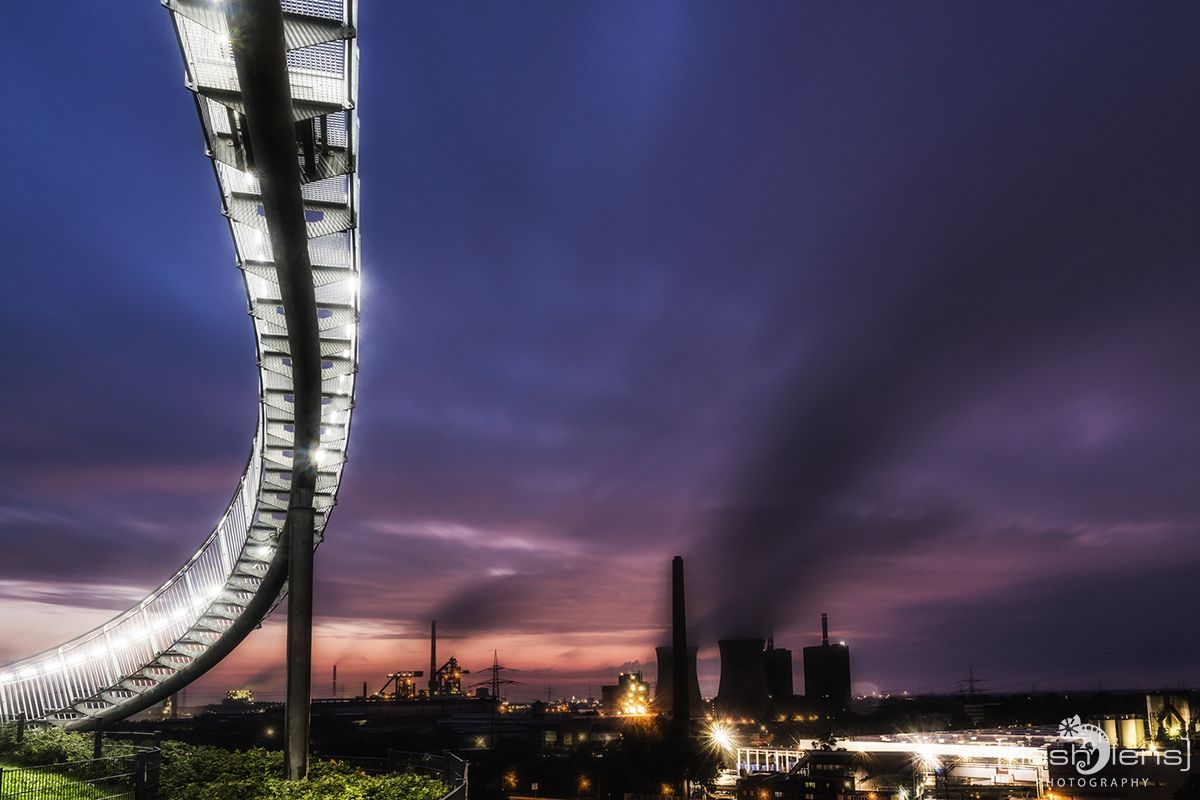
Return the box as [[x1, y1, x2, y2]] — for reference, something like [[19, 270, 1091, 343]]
[[0, 673, 12, 685], [19, 667, 38, 681]]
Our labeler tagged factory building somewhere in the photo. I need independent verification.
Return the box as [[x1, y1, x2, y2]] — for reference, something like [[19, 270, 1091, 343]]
[[431, 656, 464, 697], [1147, 692, 1194, 741], [737, 748, 889, 800], [764, 638, 794, 699], [600, 671, 652, 716], [803, 613, 851, 715]]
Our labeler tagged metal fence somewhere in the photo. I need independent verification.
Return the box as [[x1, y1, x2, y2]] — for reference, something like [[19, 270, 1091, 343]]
[[319, 750, 468, 799], [0, 752, 157, 800], [435, 753, 468, 800], [0, 722, 160, 800]]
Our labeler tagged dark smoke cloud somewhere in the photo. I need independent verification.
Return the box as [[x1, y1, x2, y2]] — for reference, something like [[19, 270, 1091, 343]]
[[696, 81, 1199, 638]]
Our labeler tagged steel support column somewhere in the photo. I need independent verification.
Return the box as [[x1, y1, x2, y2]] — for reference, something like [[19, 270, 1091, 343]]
[[226, 0, 323, 780]]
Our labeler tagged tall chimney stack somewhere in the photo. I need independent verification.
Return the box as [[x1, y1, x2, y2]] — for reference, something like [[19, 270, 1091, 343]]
[[821, 612, 829, 646], [671, 556, 689, 732], [332, 664, 337, 698], [429, 620, 438, 695]]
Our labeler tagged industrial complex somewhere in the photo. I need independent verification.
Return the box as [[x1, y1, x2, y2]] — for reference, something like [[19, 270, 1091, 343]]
[[124, 557, 1197, 800]]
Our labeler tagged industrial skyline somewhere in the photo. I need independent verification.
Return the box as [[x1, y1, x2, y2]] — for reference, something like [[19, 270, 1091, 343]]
[[2, 0, 1200, 710]]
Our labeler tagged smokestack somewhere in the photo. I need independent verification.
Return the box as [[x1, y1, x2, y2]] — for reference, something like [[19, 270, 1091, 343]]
[[429, 620, 438, 695], [821, 612, 829, 645], [671, 556, 689, 731], [332, 664, 337, 698], [655, 646, 703, 714]]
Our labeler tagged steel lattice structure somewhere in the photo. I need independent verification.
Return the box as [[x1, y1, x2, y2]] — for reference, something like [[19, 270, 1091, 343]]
[[0, 0, 359, 728]]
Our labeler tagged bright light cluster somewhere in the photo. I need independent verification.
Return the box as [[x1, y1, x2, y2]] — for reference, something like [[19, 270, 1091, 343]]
[[619, 682, 650, 716], [707, 720, 739, 753]]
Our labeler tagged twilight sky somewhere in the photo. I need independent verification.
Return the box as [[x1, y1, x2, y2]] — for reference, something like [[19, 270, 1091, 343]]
[[1, 2, 1199, 704]]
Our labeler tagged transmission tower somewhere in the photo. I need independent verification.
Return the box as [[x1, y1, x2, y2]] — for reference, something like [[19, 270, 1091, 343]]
[[957, 666, 988, 695], [469, 651, 521, 749]]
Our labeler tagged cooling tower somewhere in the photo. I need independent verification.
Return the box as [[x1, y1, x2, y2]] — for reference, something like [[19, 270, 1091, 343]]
[[716, 638, 769, 721], [655, 646, 703, 715]]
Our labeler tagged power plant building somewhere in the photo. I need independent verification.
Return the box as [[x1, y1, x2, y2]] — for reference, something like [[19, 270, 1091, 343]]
[[764, 639, 794, 700], [803, 613, 851, 715]]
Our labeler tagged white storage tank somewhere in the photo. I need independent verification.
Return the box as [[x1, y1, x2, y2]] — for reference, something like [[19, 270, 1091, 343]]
[[1119, 716, 1145, 749]]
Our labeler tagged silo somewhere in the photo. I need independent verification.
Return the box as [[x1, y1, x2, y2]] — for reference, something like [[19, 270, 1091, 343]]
[[1119, 717, 1145, 749], [1102, 718, 1119, 746]]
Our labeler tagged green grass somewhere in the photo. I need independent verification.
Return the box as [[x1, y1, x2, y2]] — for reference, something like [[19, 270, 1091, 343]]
[[0, 758, 127, 800]]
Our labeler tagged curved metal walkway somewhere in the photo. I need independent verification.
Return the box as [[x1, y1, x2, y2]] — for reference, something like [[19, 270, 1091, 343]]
[[0, 0, 360, 728]]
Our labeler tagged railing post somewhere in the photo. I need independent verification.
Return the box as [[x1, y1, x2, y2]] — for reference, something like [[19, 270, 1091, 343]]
[[1, 766, 6, 795], [135, 751, 147, 800], [148, 734, 162, 800], [93, 727, 103, 759]]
